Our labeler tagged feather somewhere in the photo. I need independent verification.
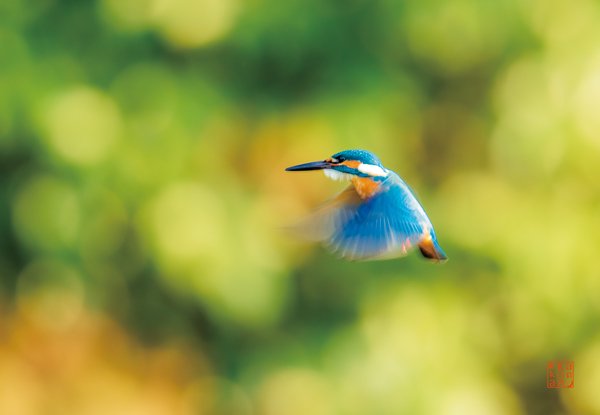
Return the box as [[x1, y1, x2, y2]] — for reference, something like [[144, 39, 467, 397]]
[[296, 172, 437, 260], [323, 169, 353, 181]]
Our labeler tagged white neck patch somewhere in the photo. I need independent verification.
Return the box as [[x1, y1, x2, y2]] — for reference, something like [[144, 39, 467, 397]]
[[323, 169, 353, 181], [358, 163, 388, 177]]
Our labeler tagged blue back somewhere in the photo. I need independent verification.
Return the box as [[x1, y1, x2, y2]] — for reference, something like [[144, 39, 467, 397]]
[[326, 173, 436, 259]]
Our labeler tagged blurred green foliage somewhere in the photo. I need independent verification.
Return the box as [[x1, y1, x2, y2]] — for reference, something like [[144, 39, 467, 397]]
[[2, 0, 600, 414]]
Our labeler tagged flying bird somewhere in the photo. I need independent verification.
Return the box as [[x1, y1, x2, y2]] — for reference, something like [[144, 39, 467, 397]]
[[285, 149, 447, 262]]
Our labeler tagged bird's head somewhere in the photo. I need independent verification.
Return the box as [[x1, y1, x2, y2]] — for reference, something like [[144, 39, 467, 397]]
[[285, 149, 388, 181]]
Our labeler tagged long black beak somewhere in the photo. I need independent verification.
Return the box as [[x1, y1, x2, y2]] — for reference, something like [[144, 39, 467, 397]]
[[285, 160, 332, 171]]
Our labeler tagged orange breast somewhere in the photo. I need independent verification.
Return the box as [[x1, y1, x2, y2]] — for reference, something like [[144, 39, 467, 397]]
[[352, 177, 381, 199]]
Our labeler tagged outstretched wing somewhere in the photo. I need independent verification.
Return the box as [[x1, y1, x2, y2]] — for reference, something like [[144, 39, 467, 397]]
[[295, 173, 433, 260]]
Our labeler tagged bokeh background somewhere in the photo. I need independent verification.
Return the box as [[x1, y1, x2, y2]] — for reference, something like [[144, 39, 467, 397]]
[[1, 0, 600, 413]]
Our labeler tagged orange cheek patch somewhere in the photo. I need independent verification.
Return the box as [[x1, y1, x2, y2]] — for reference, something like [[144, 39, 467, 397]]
[[342, 160, 361, 169], [352, 177, 380, 199]]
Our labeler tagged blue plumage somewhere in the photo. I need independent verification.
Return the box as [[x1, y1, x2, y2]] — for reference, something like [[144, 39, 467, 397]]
[[286, 150, 447, 262], [331, 149, 384, 168], [330, 173, 425, 258]]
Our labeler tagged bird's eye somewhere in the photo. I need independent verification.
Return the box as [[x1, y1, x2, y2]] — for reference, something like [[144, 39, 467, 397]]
[[334, 156, 344, 163]]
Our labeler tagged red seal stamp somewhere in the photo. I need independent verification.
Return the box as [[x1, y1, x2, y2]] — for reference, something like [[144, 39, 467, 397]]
[[547, 360, 574, 388]]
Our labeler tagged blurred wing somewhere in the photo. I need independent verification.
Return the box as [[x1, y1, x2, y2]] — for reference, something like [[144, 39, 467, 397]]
[[297, 175, 432, 260], [288, 185, 362, 242]]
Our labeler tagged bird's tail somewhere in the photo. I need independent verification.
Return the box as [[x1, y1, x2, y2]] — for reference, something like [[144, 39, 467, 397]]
[[418, 235, 448, 262]]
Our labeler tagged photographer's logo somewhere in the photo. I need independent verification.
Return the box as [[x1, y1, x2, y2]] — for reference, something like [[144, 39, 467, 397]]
[[547, 361, 574, 388]]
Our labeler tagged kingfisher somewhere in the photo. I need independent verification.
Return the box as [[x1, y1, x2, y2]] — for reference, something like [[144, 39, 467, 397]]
[[285, 149, 447, 262]]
